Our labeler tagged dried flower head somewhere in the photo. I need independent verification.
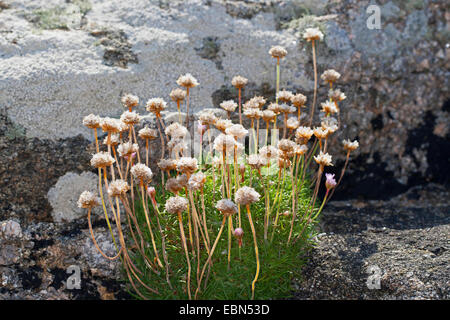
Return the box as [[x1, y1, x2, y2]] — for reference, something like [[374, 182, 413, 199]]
[[325, 173, 337, 190], [77, 191, 99, 209], [278, 157, 292, 168], [101, 117, 121, 133], [314, 151, 333, 167], [168, 138, 188, 156], [277, 139, 296, 153], [262, 110, 276, 122], [117, 141, 139, 158], [269, 45, 287, 59], [121, 94, 139, 109], [259, 145, 278, 161], [120, 111, 141, 125], [176, 173, 189, 188], [225, 124, 248, 139], [131, 163, 153, 183], [291, 94, 307, 107], [165, 122, 188, 139], [329, 89, 346, 102], [279, 104, 296, 114], [176, 73, 199, 88], [220, 100, 238, 113], [243, 107, 261, 119], [215, 118, 233, 132], [146, 98, 167, 116], [231, 76, 248, 89], [235, 186, 260, 205], [138, 126, 158, 140], [83, 114, 101, 129], [243, 100, 259, 110], [91, 152, 115, 168], [199, 111, 217, 126], [247, 154, 264, 170], [303, 27, 324, 41], [176, 157, 198, 174], [249, 96, 266, 109], [216, 199, 238, 217], [286, 117, 300, 130], [343, 139, 359, 152], [108, 179, 130, 197], [213, 134, 236, 153], [188, 172, 207, 190], [294, 144, 308, 156], [321, 101, 339, 115], [170, 88, 186, 102], [277, 90, 294, 103], [103, 133, 120, 146], [165, 196, 188, 214], [268, 103, 282, 114], [313, 127, 329, 140], [321, 69, 341, 84], [166, 178, 184, 194], [158, 158, 177, 172], [321, 117, 338, 134], [295, 126, 314, 142]]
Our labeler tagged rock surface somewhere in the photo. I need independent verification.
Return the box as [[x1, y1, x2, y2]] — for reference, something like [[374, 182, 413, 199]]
[[294, 184, 450, 299], [0, 0, 448, 299]]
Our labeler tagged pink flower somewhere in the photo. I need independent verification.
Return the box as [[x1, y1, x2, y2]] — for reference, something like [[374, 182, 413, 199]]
[[233, 227, 244, 247], [325, 173, 336, 190], [147, 186, 157, 205], [124, 152, 136, 162], [197, 121, 207, 136]]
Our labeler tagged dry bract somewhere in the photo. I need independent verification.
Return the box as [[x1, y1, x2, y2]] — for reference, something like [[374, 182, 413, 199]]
[[146, 98, 167, 116], [120, 111, 141, 125], [291, 94, 307, 107], [176, 157, 198, 174], [101, 117, 121, 133], [276, 90, 294, 103], [225, 124, 248, 139], [118, 141, 139, 158]]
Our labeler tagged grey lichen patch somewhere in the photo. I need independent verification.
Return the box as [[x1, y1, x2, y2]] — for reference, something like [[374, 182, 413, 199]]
[[283, 15, 328, 39], [4, 122, 26, 141], [47, 171, 101, 223], [89, 29, 138, 68], [224, 1, 271, 20], [195, 37, 223, 70]]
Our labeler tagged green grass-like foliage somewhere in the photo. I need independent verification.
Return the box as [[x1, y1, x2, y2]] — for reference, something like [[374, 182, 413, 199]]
[[126, 161, 317, 300]]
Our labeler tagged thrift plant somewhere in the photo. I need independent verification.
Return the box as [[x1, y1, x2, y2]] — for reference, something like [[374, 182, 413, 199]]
[[78, 27, 359, 300]]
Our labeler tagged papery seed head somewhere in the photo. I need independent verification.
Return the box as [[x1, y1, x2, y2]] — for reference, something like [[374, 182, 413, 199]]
[[291, 94, 307, 107], [121, 94, 139, 109], [231, 76, 248, 89], [108, 179, 130, 197], [277, 90, 294, 103], [77, 191, 99, 209], [235, 186, 260, 205], [91, 152, 115, 168], [303, 27, 324, 41], [225, 124, 248, 139], [269, 45, 287, 59], [314, 151, 333, 167], [170, 88, 186, 102], [176, 157, 198, 174], [176, 73, 199, 88], [139, 126, 158, 140], [343, 139, 359, 152], [216, 199, 238, 217], [220, 100, 238, 113], [131, 163, 153, 183], [83, 114, 101, 129], [146, 98, 167, 116], [165, 196, 188, 214], [321, 69, 341, 84]]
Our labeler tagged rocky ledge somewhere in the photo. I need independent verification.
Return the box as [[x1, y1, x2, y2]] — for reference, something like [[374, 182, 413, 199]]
[[294, 184, 449, 300]]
